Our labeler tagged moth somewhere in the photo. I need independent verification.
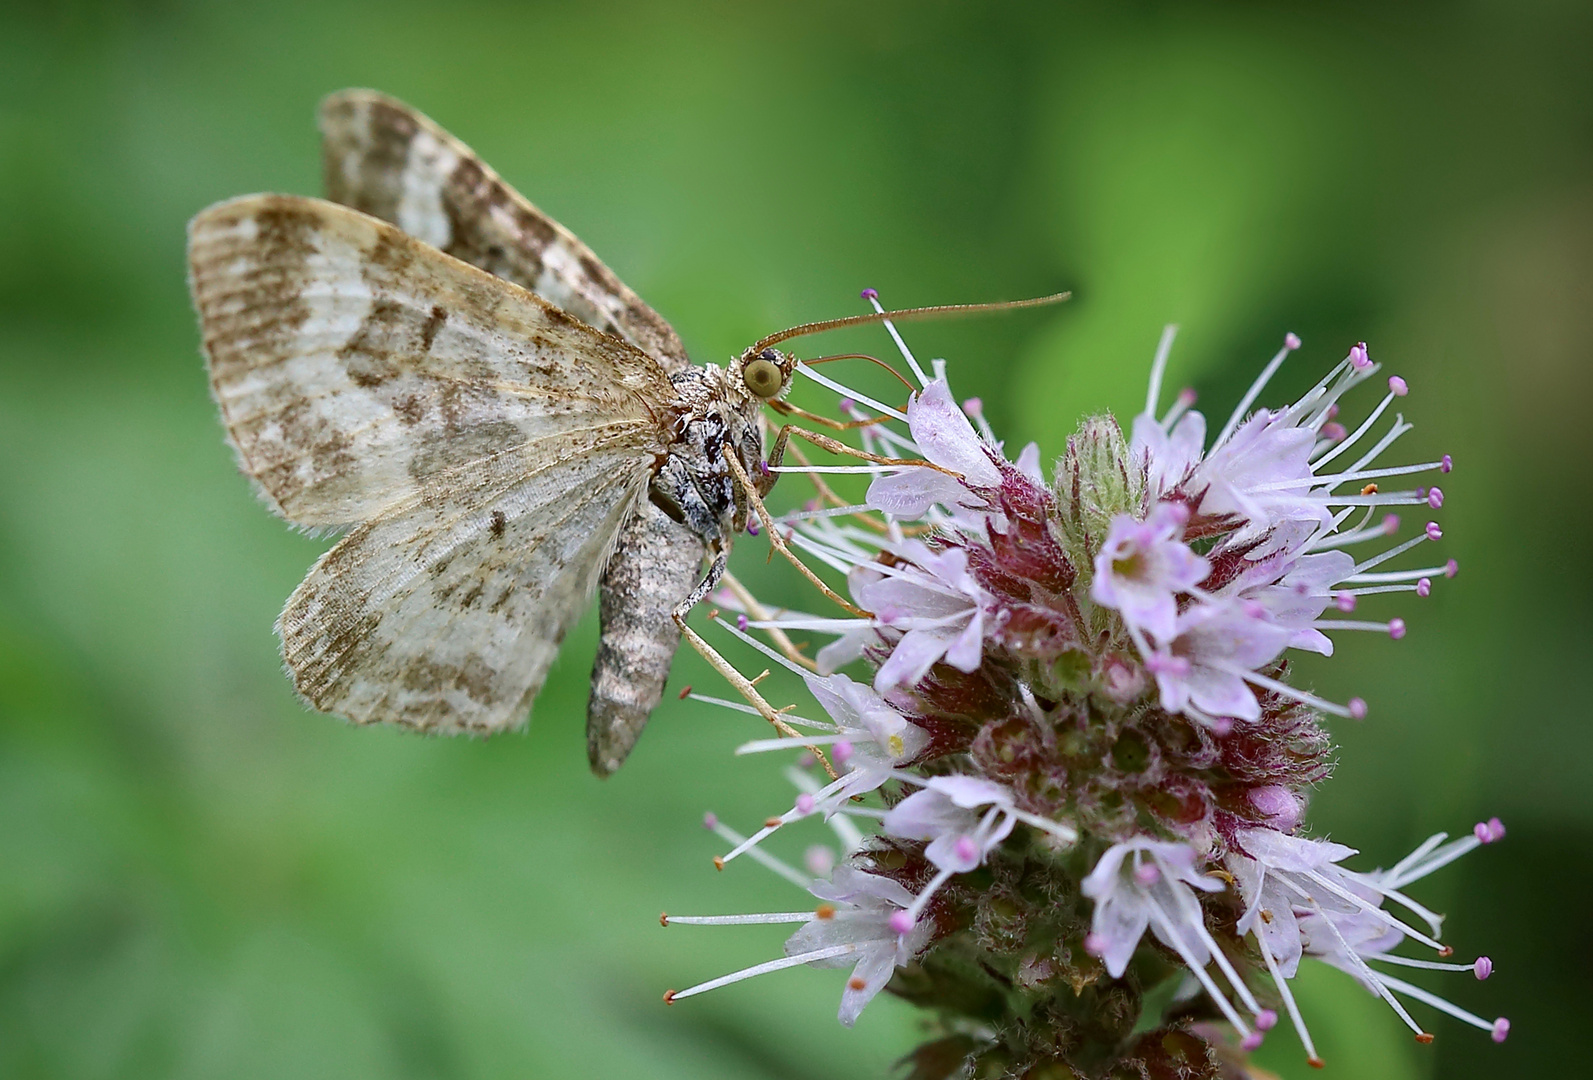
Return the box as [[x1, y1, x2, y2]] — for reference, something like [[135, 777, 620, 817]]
[[189, 90, 1058, 776]]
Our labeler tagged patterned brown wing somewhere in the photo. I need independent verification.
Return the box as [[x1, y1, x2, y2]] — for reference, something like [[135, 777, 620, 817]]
[[188, 193, 673, 527], [277, 430, 653, 734], [189, 193, 676, 734], [319, 88, 690, 371]]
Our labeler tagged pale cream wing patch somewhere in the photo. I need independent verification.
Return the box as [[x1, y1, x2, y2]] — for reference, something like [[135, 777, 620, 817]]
[[188, 193, 673, 527], [319, 88, 690, 371], [279, 433, 652, 733]]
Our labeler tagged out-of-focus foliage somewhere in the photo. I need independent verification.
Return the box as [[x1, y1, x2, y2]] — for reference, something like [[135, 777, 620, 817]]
[[1, 2, 1587, 1077]]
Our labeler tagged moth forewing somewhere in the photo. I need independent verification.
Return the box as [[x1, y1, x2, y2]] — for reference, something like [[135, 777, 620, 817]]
[[188, 194, 673, 527]]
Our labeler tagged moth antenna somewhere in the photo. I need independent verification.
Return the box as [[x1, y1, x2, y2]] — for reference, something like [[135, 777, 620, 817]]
[[801, 353, 917, 394], [748, 291, 1071, 355]]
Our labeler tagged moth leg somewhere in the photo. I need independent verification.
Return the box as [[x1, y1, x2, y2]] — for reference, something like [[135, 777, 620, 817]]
[[767, 438, 897, 537], [771, 422, 963, 475], [720, 571, 817, 673], [720, 446, 869, 618], [767, 397, 897, 433], [674, 546, 728, 621], [673, 613, 836, 779], [671, 552, 829, 767], [764, 420, 791, 479], [730, 455, 753, 530]]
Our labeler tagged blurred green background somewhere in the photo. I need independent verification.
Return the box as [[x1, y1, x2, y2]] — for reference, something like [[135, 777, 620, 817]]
[[2, 1, 1589, 1077]]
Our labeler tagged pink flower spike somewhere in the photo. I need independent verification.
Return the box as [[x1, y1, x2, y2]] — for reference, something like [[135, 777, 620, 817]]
[[666, 332, 1500, 1043], [860, 287, 878, 301], [1441, 453, 1453, 472], [1445, 559, 1459, 578], [702, 812, 719, 830], [1492, 1018, 1510, 1043]]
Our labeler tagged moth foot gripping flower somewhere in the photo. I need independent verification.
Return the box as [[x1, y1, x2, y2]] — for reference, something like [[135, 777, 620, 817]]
[[659, 303, 1503, 1078]]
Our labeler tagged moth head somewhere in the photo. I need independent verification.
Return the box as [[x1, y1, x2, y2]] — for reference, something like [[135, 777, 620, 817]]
[[736, 346, 793, 400]]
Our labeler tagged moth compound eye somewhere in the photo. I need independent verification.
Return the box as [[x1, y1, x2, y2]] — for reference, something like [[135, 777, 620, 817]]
[[743, 356, 783, 398]]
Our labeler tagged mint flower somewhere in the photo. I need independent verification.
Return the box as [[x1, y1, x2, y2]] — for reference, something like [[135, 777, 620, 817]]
[[863, 541, 990, 691], [883, 776, 1020, 874], [1225, 823, 1508, 1062], [1143, 598, 1296, 727], [1083, 839, 1277, 1050], [880, 775, 1075, 929], [663, 863, 931, 1027], [866, 376, 1001, 520], [1091, 502, 1211, 641]]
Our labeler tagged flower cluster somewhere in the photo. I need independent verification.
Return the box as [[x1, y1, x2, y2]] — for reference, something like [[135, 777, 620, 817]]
[[659, 302, 1504, 1078]]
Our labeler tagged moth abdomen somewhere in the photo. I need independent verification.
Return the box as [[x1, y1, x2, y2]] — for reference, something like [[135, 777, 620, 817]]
[[588, 501, 707, 776]]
